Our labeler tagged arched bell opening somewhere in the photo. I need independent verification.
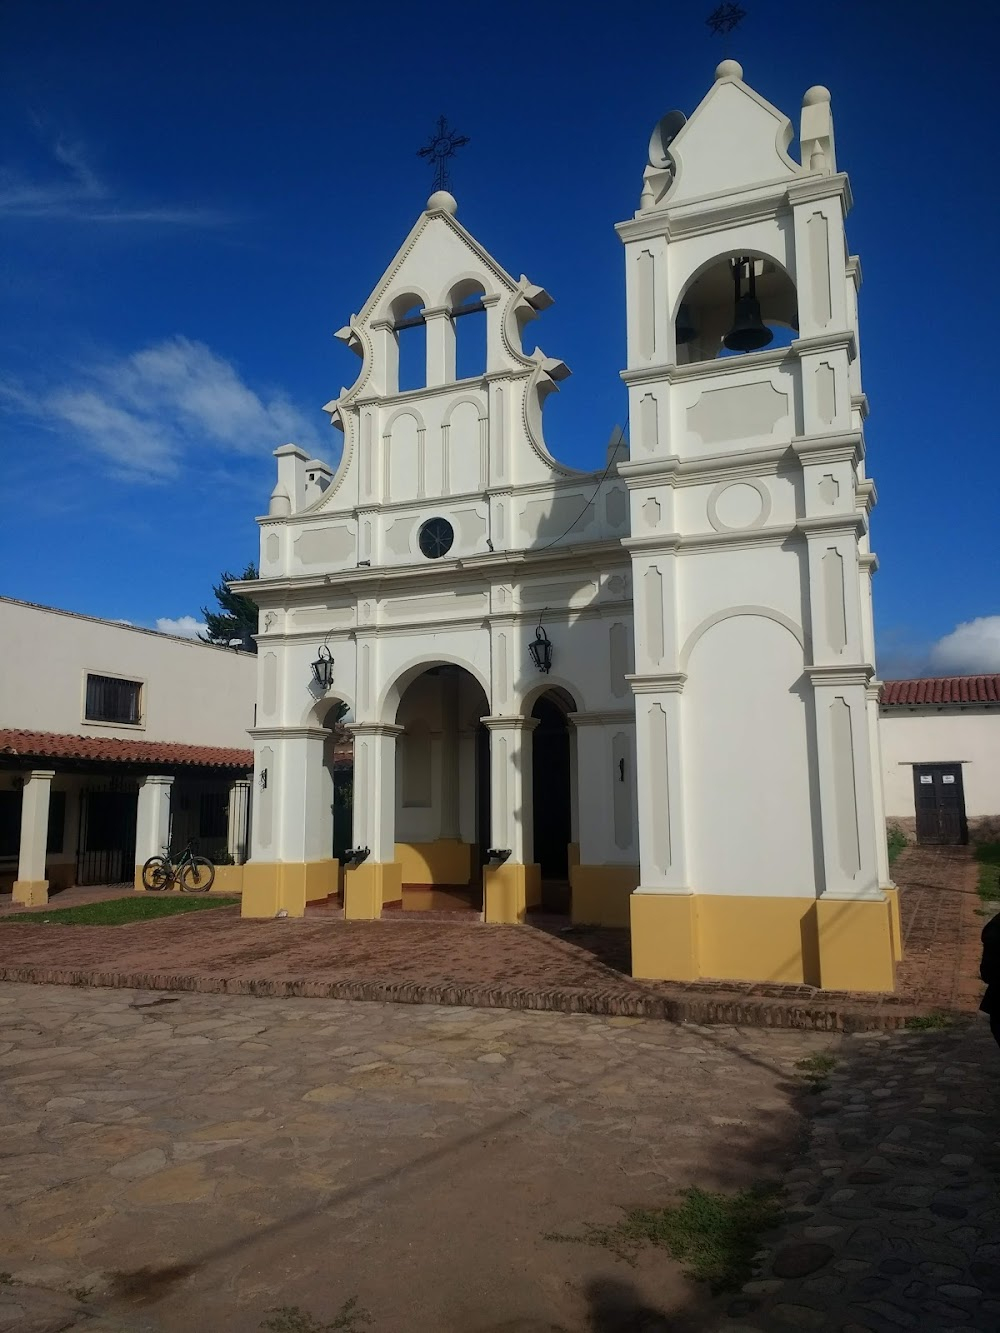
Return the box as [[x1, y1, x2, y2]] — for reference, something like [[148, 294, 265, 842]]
[[390, 293, 427, 393], [530, 687, 578, 914], [674, 253, 798, 365], [393, 664, 490, 913], [448, 279, 488, 382]]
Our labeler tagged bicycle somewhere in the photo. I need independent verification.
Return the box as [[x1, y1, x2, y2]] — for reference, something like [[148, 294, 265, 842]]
[[142, 839, 216, 893]]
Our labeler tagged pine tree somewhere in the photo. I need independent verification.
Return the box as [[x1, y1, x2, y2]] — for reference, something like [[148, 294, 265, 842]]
[[200, 563, 259, 652]]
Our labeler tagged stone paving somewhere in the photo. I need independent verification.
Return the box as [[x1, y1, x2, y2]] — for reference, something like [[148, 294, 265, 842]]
[[714, 1018, 1000, 1333], [0, 846, 984, 1030], [0, 982, 830, 1332], [1, 984, 997, 1331]]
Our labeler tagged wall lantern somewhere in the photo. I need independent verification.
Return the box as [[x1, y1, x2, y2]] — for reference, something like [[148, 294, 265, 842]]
[[311, 641, 335, 690], [259, 768, 268, 791], [528, 618, 553, 674]]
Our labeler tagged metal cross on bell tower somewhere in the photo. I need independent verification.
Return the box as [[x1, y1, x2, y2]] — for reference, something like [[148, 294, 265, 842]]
[[706, 2, 746, 53], [417, 115, 470, 193]]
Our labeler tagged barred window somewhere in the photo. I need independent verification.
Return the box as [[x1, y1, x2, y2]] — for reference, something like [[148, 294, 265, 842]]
[[85, 674, 142, 725]]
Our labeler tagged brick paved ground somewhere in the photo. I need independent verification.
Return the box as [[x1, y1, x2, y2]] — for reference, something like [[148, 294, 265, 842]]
[[0, 847, 987, 1030]]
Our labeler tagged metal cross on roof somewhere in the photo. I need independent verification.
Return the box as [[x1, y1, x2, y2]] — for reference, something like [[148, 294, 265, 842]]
[[417, 115, 470, 193], [706, 2, 746, 36]]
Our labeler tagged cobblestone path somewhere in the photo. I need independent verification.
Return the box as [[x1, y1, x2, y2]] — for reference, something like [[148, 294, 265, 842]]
[[0, 983, 822, 1332], [715, 1018, 1000, 1332], [2, 985, 996, 1332]]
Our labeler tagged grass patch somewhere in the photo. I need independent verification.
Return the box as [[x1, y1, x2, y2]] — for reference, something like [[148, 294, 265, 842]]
[[905, 1010, 954, 1031], [975, 843, 1000, 904], [0, 896, 239, 926], [794, 1051, 838, 1092], [886, 823, 907, 865], [261, 1301, 371, 1332], [546, 1184, 783, 1293]]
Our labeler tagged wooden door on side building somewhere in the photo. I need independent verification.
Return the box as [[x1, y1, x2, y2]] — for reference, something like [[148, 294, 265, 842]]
[[913, 764, 967, 846]]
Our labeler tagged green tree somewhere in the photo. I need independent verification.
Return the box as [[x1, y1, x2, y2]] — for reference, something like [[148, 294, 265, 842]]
[[200, 562, 259, 652]]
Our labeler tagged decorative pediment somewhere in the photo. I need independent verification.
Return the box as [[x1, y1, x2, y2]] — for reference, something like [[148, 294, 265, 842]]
[[661, 64, 802, 207]]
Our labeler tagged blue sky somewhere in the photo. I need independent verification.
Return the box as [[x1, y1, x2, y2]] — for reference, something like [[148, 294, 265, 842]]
[[1, 0, 997, 676]]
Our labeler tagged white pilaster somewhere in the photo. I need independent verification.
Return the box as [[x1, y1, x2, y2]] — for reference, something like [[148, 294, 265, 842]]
[[349, 723, 403, 860], [483, 716, 538, 862]]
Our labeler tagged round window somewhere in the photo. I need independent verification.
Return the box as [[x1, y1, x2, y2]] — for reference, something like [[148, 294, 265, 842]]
[[418, 517, 454, 560]]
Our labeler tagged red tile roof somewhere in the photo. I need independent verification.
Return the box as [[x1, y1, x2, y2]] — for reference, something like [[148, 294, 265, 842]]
[[880, 675, 1000, 707], [0, 729, 253, 770]]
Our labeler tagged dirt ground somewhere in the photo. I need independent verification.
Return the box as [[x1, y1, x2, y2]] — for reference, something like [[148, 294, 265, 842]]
[[0, 984, 831, 1332]]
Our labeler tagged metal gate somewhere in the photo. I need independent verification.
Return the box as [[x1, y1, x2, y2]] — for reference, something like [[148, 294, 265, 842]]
[[76, 780, 139, 885]]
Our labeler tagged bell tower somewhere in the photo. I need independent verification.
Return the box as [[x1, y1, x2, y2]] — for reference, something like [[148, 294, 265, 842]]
[[617, 61, 896, 992]]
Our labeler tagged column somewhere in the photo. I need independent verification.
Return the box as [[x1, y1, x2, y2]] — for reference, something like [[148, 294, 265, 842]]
[[13, 770, 55, 906], [242, 728, 339, 918], [133, 775, 174, 893], [481, 716, 540, 923], [343, 722, 403, 919], [423, 307, 455, 386]]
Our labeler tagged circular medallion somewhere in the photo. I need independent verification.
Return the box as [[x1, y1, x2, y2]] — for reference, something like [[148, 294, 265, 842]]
[[418, 517, 454, 559]]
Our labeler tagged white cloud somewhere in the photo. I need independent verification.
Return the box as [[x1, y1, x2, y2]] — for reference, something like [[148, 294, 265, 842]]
[[0, 135, 228, 225], [155, 616, 206, 639], [1, 336, 323, 482], [928, 616, 1000, 675]]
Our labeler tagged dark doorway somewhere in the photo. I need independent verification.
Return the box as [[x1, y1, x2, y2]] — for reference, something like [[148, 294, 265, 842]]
[[913, 764, 967, 846], [77, 782, 139, 885], [531, 694, 573, 910]]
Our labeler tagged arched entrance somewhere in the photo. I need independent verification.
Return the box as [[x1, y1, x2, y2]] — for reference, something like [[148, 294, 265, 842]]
[[531, 688, 576, 914], [394, 664, 490, 912], [320, 700, 353, 870]]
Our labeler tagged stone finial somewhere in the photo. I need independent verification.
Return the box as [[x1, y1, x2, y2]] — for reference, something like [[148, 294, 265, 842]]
[[268, 482, 291, 517], [426, 190, 458, 215], [801, 85, 836, 174], [715, 59, 744, 81]]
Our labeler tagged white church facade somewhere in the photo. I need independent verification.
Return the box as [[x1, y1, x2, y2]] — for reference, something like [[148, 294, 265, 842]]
[[235, 61, 899, 994]]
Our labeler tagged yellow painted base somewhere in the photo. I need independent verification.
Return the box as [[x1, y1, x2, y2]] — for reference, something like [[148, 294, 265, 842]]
[[395, 840, 472, 887], [239, 860, 338, 918], [816, 896, 896, 992], [570, 864, 640, 927], [630, 893, 700, 981], [630, 891, 897, 993], [483, 862, 541, 924], [344, 861, 403, 920], [884, 885, 902, 962], [12, 879, 49, 907]]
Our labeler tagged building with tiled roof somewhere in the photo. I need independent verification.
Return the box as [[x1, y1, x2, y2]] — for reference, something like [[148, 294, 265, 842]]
[[879, 674, 1000, 845], [0, 597, 257, 898]]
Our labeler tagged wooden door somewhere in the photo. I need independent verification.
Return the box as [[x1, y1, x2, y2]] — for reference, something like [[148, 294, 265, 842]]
[[913, 764, 967, 846]]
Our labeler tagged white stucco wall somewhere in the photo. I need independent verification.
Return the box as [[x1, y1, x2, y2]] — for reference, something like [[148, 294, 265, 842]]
[[0, 598, 257, 749], [879, 708, 1000, 820]]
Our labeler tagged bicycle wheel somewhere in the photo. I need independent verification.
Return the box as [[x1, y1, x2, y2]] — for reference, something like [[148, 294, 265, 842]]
[[142, 856, 171, 891], [179, 857, 215, 893]]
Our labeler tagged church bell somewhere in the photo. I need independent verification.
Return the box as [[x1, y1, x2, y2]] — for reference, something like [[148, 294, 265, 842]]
[[723, 257, 773, 353]]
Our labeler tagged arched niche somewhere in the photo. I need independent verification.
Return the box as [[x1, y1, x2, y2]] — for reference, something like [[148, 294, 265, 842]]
[[673, 252, 798, 366]]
